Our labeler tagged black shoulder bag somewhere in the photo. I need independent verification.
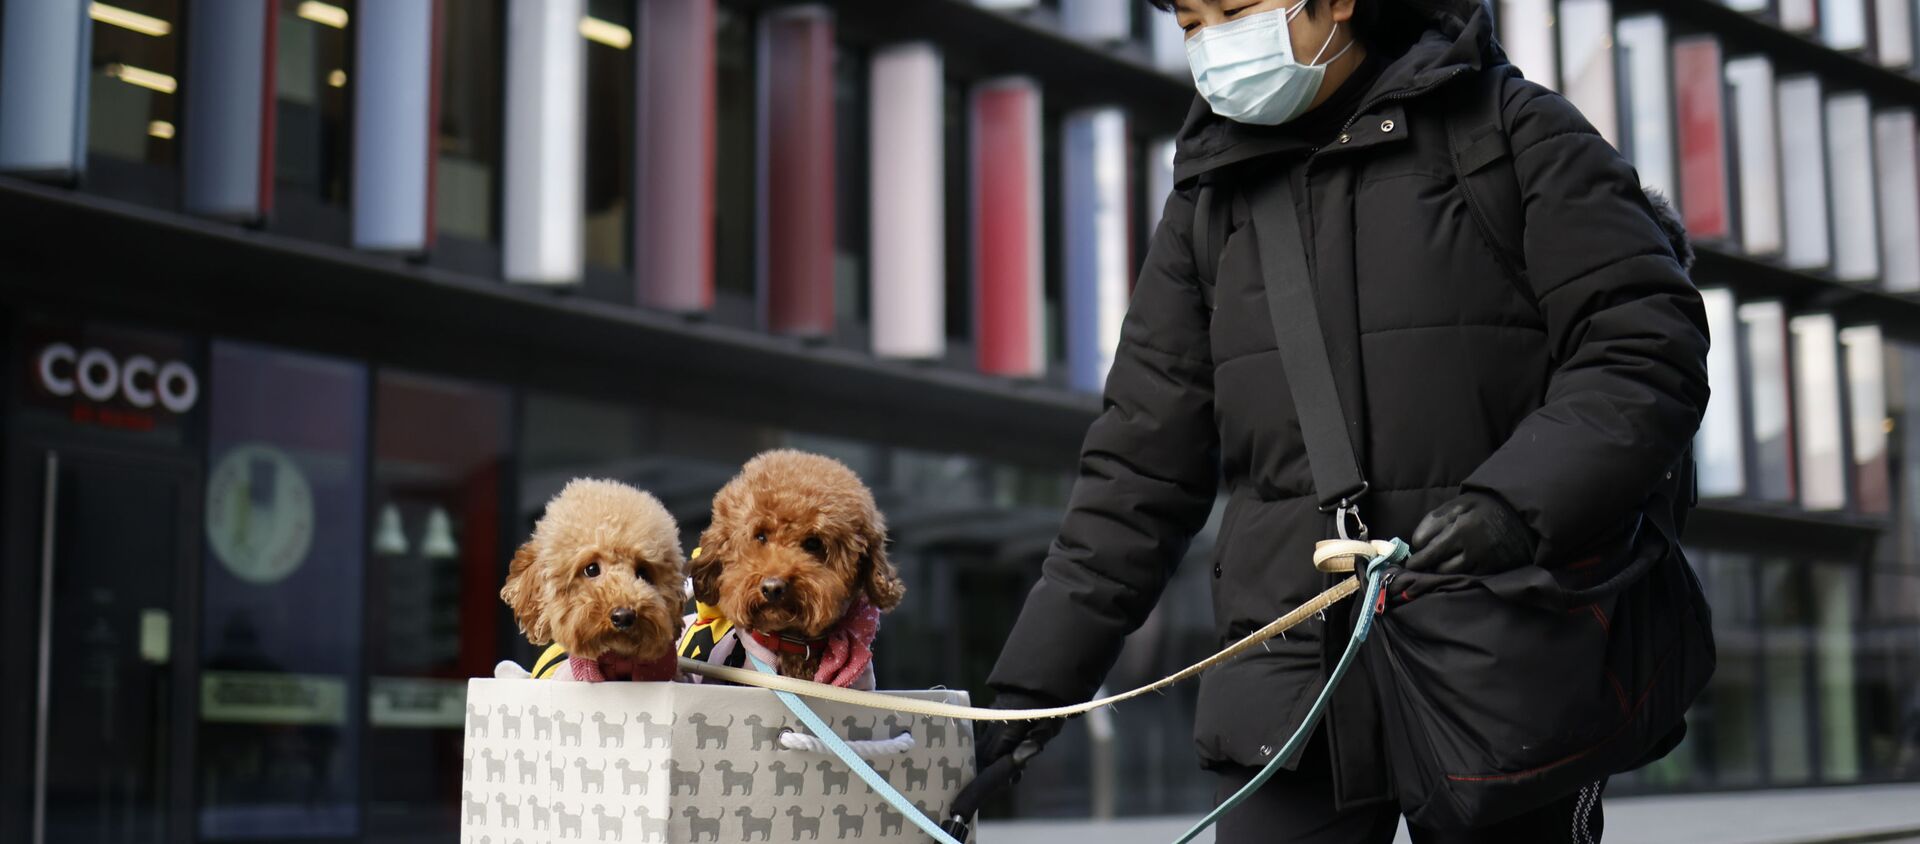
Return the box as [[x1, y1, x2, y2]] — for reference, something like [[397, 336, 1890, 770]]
[[1238, 79, 1716, 829]]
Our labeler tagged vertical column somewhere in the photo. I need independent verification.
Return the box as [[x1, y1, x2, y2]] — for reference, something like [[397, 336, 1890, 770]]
[[1742, 301, 1797, 502], [1497, 0, 1558, 90], [353, 1, 436, 252], [1063, 108, 1130, 393], [1792, 313, 1846, 511], [183, 0, 275, 220], [1061, 0, 1132, 43], [636, 0, 717, 311], [1825, 93, 1879, 283], [1557, 0, 1618, 147], [1674, 35, 1732, 243], [1696, 288, 1747, 498], [1877, 0, 1915, 67], [869, 42, 946, 360], [0, 1, 89, 176], [1727, 57, 1782, 257], [971, 77, 1045, 379], [503, 0, 586, 284], [1144, 136, 1176, 236], [1778, 75, 1831, 271], [1874, 110, 1920, 291], [1615, 15, 1673, 202], [757, 7, 837, 337], [1841, 325, 1890, 514]]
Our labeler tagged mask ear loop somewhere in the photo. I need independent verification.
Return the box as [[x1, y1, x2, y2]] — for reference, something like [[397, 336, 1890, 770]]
[[1307, 21, 1355, 67]]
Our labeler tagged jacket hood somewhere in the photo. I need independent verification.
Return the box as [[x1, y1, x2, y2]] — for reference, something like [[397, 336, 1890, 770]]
[[1172, 2, 1503, 184]]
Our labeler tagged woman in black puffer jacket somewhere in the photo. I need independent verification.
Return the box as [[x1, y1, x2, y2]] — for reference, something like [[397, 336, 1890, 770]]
[[976, 1, 1709, 841]]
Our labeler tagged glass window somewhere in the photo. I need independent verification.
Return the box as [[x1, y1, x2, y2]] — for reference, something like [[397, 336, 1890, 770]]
[[1760, 559, 1815, 783], [584, 0, 635, 269], [85, 0, 181, 171], [944, 78, 972, 353], [1862, 567, 1920, 778], [1812, 562, 1863, 781], [1700, 550, 1764, 787], [274, 0, 352, 212], [198, 340, 368, 840], [363, 371, 511, 839], [436, 0, 504, 244]]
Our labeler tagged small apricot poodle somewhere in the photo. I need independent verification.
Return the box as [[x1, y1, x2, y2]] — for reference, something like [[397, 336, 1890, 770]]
[[500, 478, 687, 681], [682, 450, 903, 688]]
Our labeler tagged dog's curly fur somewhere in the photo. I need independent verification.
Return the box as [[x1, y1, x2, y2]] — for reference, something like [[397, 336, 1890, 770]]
[[692, 450, 904, 679], [501, 479, 688, 666]]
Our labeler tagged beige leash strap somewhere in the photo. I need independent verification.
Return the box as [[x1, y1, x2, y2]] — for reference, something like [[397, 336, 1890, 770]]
[[677, 538, 1394, 722]]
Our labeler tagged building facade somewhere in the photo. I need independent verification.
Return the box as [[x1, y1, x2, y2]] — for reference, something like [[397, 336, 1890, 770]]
[[0, 1, 1917, 843]]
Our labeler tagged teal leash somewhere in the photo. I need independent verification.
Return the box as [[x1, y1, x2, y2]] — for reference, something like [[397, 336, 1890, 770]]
[[749, 654, 966, 844], [1173, 538, 1407, 844]]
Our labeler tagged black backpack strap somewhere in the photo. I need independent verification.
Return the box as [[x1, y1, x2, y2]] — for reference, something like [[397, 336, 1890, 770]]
[[1247, 171, 1370, 528], [1445, 65, 1535, 308], [1193, 176, 1230, 291]]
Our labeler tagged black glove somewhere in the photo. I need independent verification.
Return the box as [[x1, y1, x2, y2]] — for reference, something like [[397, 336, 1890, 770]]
[[972, 690, 1066, 776], [1405, 492, 1537, 576], [944, 691, 1065, 840]]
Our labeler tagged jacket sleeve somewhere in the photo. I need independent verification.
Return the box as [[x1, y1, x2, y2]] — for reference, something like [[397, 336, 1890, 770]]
[[1461, 81, 1711, 564], [986, 186, 1221, 703]]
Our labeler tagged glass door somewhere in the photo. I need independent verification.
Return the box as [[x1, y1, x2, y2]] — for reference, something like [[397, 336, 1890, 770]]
[[31, 448, 199, 844]]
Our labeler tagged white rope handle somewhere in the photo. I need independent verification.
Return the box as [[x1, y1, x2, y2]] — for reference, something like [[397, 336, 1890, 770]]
[[678, 538, 1393, 722], [777, 730, 916, 758]]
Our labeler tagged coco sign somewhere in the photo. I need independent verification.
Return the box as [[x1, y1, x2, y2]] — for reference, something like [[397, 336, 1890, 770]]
[[28, 331, 201, 432]]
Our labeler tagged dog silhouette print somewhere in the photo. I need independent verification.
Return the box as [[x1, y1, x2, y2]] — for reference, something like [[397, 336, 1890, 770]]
[[630, 805, 669, 843], [554, 711, 583, 746], [745, 714, 787, 751], [688, 713, 734, 750], [514, 751, 539, 785], [786, 805, 824, 841], [466, 703, 490, 738], [637, 712, 673, 748], [573, 757, 607, 793], [592, 712, 627, 748], [494, 793, 521, 827], [770, 760, 805, 796], [815, 760, 850, 794], [840, 715, 877, 742], [552, 802, 583, 839], [716, 760, 759, 796], [529, 705, 551, 740], [614, 758, 651, 795], [667, 760, 704, 796], [525, 796, 550, 831], [900, 757, 928, 792], [498, 704, 523, 739], [832, 806, 867, 839], [736, 806, 774, 841], [462, 790, 487, 825], [683, 806, 721, 842], [876, 802, 904, 836], [590, 805, 622, 841], [938, 757, 963, 791]]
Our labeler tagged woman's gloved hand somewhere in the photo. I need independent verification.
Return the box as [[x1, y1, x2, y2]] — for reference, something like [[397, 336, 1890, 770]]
[[1405, 492, 1537, 575], [973, 690, 1067, 777]]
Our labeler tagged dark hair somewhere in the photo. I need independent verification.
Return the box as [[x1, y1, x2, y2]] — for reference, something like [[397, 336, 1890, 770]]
[[1146, 0, 1478, 55]]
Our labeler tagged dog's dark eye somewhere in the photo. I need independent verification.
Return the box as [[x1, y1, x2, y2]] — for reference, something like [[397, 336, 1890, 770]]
[[754, 532, 767, 544], [801, 536, 826, 558], [584, 563, 601, 578], [634, 562, 652, 583]]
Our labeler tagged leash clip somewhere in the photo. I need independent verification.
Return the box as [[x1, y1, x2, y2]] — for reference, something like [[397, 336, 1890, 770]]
[[1334, 498, 1369, 541]]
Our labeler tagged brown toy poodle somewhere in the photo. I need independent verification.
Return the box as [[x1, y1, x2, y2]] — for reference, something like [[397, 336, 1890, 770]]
[[680, 450, 904, 689], [499, 478, 688, 682]]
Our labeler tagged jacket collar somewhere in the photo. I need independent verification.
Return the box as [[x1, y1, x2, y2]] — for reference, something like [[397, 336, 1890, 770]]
[[1172, 3, 1500, 184]]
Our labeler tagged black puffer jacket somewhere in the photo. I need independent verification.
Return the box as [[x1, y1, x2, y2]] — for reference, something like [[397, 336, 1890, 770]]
[[987, 5, 1710, 809]]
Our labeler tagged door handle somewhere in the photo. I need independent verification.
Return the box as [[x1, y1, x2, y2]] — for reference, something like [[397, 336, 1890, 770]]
[[33, 452, 57, 844]]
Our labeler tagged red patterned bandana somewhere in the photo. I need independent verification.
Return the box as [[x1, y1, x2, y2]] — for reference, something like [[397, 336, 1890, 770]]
[[811, 597, 881, 688]]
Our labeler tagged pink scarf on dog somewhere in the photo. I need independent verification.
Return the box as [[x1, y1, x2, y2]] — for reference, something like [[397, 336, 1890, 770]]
[[569, 651, 678, 682], [811, 597, 881, 688]]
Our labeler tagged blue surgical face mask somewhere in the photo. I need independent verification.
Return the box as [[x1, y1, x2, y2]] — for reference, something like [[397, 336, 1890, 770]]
[[1186, 1, 1355, 126]]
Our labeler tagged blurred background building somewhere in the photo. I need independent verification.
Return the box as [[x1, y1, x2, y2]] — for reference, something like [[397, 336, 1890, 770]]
[[0, 0, 1917, 842]]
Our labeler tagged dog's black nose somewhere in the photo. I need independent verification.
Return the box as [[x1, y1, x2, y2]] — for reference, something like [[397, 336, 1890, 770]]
[[610, 607, 637, 630], [760, 577, 788, 602]]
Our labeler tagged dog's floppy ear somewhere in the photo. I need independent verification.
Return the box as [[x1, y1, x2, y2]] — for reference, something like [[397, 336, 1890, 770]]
[[500, 539, 553, 644], [689, 529, 725, 606], [857, 513, 905, 611]]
